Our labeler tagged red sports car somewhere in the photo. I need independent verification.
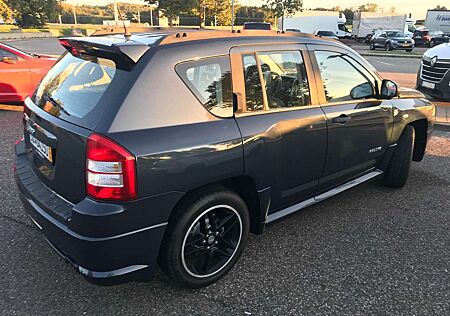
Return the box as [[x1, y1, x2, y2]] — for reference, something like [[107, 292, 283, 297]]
[[0, 42, 57, 104]]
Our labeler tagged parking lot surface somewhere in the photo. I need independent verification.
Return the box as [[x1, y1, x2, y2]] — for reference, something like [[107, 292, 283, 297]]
[[0, 109, 449, 315]]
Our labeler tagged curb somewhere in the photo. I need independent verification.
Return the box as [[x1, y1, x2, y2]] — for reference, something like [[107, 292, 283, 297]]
[[359, 53, 423, 59], [435, 123, 450, 132], [0, 105, 22, 112]]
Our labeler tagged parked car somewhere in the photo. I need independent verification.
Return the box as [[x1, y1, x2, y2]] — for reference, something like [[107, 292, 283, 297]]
[[417, 42, 450, 100], [369, 30, 415, 51], [314, 30, 339, 39], [243, 22, 271, 30], [15, 30, 435, 288], [286, 28, 302, 32], [0, 43, 57, 104], [412, 29, 449, 47]]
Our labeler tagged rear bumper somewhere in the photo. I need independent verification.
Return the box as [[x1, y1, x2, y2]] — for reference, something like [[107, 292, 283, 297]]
[[15, 142, 182, 285]]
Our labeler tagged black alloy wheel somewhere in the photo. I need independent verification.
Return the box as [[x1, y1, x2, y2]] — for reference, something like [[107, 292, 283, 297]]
[[181, 205, 242, 278]]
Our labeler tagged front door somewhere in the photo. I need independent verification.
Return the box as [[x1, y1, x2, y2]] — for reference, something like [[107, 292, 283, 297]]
[[308, 45, 394, 191], [230, 44, 328, 212]]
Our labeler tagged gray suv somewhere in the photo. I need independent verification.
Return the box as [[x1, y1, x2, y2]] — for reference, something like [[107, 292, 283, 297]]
[[15, 30, 435, 288]]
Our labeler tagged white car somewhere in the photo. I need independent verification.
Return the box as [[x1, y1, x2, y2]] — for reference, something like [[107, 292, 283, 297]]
[[417, 43, 450, 100]]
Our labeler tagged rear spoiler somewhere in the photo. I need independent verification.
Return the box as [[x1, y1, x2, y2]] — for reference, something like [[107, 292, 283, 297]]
[[58, 37, 150, 67]]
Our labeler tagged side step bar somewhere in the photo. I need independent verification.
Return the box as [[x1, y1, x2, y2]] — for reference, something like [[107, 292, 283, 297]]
[[265, 169, 383, 223]]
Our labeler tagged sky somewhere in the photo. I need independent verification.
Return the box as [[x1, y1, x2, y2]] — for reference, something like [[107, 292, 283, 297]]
[[65, 0, 446, 19]]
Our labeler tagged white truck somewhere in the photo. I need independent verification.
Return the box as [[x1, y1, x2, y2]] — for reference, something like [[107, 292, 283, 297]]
[[352, 12, 413, 42], [425, 10, 450, 34], [280, 11, 351, 38]]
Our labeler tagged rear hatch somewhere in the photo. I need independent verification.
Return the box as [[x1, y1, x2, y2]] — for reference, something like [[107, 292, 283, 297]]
[[23, 39, 137, 203]]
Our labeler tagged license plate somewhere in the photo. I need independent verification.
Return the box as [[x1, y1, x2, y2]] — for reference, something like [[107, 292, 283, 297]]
[[403, 44, 409, 47], [422, 81, 435, 89], [30, 134, 53, 162]]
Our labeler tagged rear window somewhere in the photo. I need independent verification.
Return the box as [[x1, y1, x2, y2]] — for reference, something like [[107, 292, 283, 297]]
[[33, 52, 128, 129]]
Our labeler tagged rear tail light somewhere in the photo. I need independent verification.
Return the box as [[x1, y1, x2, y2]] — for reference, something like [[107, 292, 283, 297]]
[[86, 133, 137, 201]]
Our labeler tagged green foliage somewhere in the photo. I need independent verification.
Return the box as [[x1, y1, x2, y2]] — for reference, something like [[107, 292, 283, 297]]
[[146, 0, 197, 26], [264, 0, 303, 19], [196, 0, 234, 26], [7, 0, 62, 27], [433, 5, 448, 10]]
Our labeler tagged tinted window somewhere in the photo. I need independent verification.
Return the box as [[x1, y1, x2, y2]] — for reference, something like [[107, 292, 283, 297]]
[[317, 31, 336, 37], [244, 23, 271, 30], [257, 51, 310, 108], [176, 56, 233, 118], [386, 31, 406, 37], [314, 51, 374, 103], [34, 52, 127, 128], [0, 48, 17, 60], [242, 54, 264, 112]]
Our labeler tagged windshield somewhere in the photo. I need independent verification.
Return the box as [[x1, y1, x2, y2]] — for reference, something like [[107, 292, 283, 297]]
[[33, 52, 128, 129], [386, 31, 407, 37]]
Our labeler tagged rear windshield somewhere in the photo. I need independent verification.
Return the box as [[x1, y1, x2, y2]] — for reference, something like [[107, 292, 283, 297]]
[[244, 23, 271, 30], [33, 52, 128, 129]]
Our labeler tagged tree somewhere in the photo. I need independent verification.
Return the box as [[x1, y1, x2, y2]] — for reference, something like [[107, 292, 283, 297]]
[[433, 5, 448, 10], [0, 0, 12, 21], [358, 3, 379, 12], [7, 0, 62, 27], [264, 0, 303, 30], [146, 0, 197, 27], [196, 0, 235, 27]]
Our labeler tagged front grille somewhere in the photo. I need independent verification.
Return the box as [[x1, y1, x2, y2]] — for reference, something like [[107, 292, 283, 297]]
[[420, 57, 450, 83]]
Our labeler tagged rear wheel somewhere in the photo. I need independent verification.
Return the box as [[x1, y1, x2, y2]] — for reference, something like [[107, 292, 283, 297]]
[[159, 188, 250, 288], [383, 126, 414, 188]]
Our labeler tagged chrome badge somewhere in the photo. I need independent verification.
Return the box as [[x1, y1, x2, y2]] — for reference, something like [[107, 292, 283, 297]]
[[430, 56, 438, 67]]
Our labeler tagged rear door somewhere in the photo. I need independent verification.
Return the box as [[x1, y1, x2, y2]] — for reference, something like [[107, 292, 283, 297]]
[[230, 44, 327, 211], [0, 48, 31, 102], [23, 51, 131, 203], [308, 45, 394, 191]]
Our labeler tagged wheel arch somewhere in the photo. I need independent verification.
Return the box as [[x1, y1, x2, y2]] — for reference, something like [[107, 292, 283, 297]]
[[409, 119, 428, 162], [165, 175, 266, 236]]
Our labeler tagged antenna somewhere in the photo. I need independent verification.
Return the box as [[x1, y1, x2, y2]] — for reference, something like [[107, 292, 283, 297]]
[[116, 4, 131, 41]]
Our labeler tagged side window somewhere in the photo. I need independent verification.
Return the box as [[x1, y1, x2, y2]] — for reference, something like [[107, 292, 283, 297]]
[[242, 53, 264, 112], [0, 48, 18, 60], [176, 56, 233, 118], [314, 50, 375, 103], [257, 51, 310, 108]]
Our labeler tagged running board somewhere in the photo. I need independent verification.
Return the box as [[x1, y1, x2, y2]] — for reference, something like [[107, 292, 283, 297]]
[[265, 170, 383, 223]]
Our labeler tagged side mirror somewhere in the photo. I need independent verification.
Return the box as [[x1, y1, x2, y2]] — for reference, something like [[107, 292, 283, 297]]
[[380, 79, 398, 99], [1, 56, 16, 64], [350, 82, 375, 99]]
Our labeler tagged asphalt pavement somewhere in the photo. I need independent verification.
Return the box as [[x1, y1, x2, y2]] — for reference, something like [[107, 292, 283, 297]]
[[0, 110, 449, 315]]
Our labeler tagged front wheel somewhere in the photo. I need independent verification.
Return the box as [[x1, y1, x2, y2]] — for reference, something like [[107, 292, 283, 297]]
[[385, 42, 393, 51], [159, 188, 250, 288], [406, 48, 414, 52], [370, 42, 375, 50], [383, 126, 414, 188]]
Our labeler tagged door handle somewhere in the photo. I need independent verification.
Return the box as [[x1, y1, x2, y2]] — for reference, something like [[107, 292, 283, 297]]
[[332, 114, 351, 124]]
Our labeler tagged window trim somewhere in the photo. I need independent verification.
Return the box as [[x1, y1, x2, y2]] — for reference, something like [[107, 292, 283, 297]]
[[175, 54, 234, 119], [307, 44, 383, 107], [230, 43, 318, 116]]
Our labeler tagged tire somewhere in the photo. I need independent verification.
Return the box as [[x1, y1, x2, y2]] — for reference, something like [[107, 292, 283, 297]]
[[385, 42, 393, 51], [370, 42, 375, 50], [406, 48, 413, 52], [383, 125, 414, 188], [429, 40, 435, 48], [158, 187, 250, 288]]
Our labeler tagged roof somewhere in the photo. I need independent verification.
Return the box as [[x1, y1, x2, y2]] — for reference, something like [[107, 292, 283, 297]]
[[61, 29, 335, 64]]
